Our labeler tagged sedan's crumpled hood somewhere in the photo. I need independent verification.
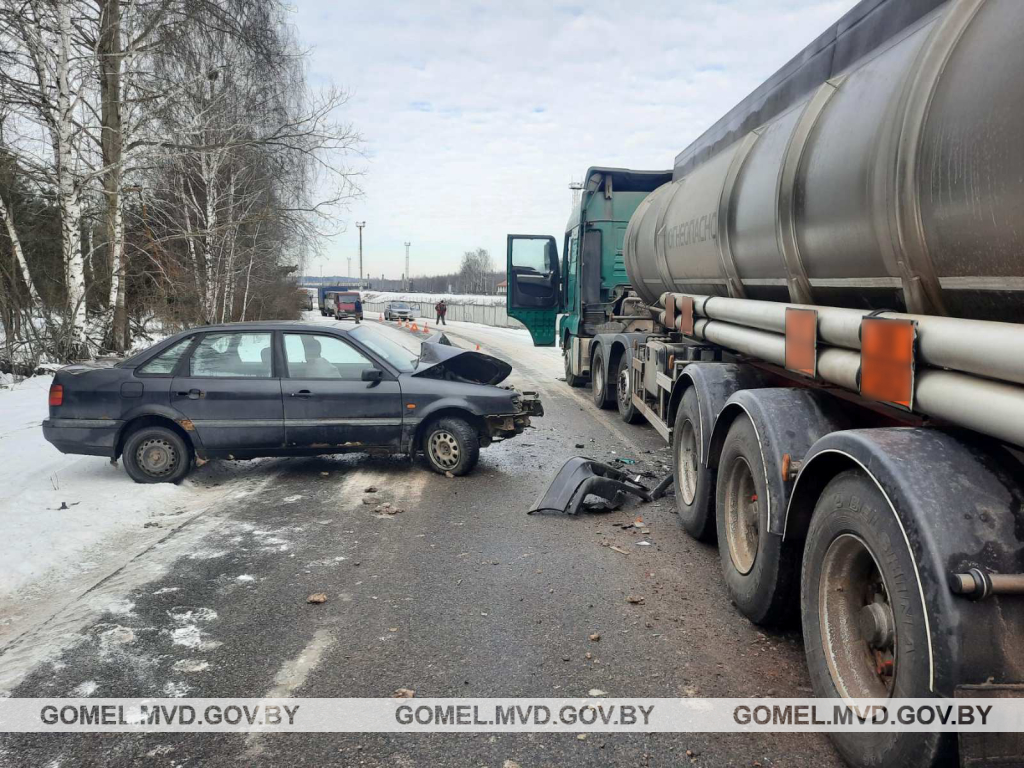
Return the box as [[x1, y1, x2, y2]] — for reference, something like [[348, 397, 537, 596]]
[[413, 338, 512, 385]]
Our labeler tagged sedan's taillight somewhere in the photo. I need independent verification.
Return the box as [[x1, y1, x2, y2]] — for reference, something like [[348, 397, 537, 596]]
[[49, 383, 63, 406]]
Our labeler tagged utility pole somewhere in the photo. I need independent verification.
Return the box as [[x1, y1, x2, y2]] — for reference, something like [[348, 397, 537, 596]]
[[404, 242, 411, 291], [347, 257, 352, 280], [356, 222, 366, 290]]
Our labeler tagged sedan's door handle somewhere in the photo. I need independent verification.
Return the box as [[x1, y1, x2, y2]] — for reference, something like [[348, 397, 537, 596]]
[[290, 390, 314, 398], [176, 388, 203, 400]]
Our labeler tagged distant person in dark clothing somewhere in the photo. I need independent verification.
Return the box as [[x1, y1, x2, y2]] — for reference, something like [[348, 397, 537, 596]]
[[354, 297, 363, 323], [435, 300, 447, 325]]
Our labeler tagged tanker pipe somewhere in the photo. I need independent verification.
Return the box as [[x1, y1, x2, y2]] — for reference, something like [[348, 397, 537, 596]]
[[677, 313, 1024, 448], [665, 293, 1024, 387]]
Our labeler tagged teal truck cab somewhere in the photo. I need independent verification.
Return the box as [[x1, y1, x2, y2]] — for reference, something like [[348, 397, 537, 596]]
[[506, 167, 670, 416]]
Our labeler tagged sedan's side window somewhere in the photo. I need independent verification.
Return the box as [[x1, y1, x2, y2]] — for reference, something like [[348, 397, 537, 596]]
[[189, 332, 273, 378], [137, 337, 193, 376], [284, 334, 375, 380]]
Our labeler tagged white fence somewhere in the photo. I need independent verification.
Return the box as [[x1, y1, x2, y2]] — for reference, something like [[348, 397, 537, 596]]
[[362, 300, 525, 330]]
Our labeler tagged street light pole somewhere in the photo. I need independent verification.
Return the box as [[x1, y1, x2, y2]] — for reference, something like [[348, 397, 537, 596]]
[[356, 221, 365, 290], [404, 242, 411, 291]]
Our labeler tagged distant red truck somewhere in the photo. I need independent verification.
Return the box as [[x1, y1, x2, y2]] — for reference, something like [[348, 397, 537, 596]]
[[330, 291, 362, 322]]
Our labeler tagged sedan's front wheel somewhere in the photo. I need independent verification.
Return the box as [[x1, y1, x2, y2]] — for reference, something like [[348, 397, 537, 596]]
[[422, 417, 480, 476], [123, 426, 192, 484]]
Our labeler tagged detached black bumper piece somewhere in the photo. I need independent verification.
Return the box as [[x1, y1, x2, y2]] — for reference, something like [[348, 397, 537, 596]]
[[42, 418, 122, 457], [529, 457, 669, 515]]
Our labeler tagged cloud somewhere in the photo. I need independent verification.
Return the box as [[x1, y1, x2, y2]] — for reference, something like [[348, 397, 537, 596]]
[[294, 0, 857, 280]]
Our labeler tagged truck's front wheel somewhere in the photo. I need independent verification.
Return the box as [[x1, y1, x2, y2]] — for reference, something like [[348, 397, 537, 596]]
[[801, 469, 947, 768], [563, 349, 586, 388]]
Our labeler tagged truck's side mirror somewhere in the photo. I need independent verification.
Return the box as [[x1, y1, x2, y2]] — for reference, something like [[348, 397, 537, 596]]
[[362, 368, 383, 384]]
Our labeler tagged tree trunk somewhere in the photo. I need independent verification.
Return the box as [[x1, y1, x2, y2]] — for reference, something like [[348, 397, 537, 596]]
[[55, 0, 89, 356], [99, 0, 126, 351], [0, 191, 43, 307], [219, 170, 236, 323]]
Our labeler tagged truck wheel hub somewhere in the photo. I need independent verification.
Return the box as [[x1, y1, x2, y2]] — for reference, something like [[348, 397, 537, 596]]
[[677, 419, 699, 505], [819, 533, 897, 699], [723, 456, 759, 574]]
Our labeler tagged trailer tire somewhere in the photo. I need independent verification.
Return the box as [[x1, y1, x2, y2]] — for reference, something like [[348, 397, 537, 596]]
[[801, 469, 949, 768], [616, 353, 643, 424], [673, 388, 715, 541], [591, 348, 612, 409], [715, 415, 798, 626]]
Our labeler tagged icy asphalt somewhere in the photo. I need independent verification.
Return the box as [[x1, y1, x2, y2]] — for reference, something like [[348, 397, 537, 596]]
[[0, 314, 841, 767]]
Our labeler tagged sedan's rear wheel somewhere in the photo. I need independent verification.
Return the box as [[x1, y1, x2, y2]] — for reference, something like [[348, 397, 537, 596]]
[[422, 417, 480, 476], [123, 426, 192, 484]]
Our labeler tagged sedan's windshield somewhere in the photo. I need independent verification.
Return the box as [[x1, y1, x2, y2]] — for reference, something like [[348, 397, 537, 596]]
[[392, 303, 410, 310], [349, 326, 417, 372]]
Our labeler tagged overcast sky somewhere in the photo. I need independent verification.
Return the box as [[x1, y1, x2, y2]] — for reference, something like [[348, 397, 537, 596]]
[[293, 0, 858, 281]]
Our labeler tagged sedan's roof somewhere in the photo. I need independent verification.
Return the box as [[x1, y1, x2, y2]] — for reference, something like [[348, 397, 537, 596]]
[[185, 321, 352, 334]]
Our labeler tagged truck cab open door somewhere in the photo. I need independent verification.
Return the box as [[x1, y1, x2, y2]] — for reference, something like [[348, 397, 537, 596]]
[[506, 234, 560, 346]]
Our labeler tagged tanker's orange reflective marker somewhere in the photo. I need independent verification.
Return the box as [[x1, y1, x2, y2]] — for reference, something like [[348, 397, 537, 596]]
[[860, 317, 917, 410], [785, 308, 818, 378]]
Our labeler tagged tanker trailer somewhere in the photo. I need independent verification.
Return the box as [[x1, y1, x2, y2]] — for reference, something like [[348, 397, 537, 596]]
[[508, 1, 1024, 766]]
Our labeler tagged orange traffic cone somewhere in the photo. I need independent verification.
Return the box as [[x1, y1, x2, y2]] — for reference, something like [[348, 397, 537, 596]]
[[424, 322, 429, 332], [476, 343, 481, 350], [379, 313, 383, 321], [411, 322, 419, 332]]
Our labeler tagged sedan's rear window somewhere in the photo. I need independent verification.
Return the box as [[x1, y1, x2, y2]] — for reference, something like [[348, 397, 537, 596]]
[[137, 337, 193, 375], [189, 332, 273, 378]]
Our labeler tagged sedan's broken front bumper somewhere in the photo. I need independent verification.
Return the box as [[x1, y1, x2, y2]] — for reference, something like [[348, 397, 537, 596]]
[[484, 391, 543, 442]]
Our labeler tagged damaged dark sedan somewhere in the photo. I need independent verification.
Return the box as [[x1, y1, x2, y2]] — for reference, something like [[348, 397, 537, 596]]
[[42, 322, 543, 483]]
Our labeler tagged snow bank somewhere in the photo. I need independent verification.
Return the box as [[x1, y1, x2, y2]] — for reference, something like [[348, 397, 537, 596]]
[[0, 375, 233, 605]]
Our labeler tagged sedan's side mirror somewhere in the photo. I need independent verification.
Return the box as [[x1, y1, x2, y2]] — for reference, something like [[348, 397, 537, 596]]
[[362, 368, 383, 383]]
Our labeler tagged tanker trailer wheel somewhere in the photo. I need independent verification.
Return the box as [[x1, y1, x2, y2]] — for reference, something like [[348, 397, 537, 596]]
[[563, 348, 586, 388], [673, 388, 715, 542], [715, 415, 799, 626], [591, 348, 612, 409], [801, 469, 948, 768], [616, 353, 643, 424]]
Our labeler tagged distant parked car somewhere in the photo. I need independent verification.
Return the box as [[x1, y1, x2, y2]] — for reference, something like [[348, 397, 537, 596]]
[[42, 322, 543, 483], [333, 291, 363, 322], [385, 302, 414, 321]]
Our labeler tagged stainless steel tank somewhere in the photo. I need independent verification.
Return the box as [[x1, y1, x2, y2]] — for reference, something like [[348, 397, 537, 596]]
[[624, 0, 1024, 322]]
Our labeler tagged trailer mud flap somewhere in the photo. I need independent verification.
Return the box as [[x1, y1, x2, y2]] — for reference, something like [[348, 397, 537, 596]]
[[956, 683, 1024, 766], [528, 457, 670, 515]]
